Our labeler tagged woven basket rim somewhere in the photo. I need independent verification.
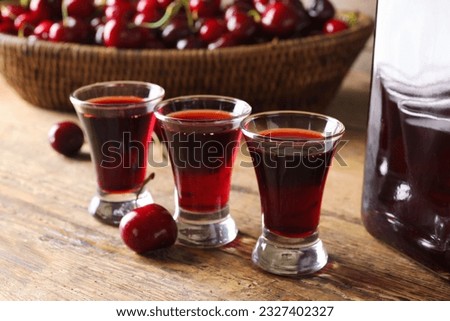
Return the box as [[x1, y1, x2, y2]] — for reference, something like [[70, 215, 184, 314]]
[[0, 12, 374, 56]]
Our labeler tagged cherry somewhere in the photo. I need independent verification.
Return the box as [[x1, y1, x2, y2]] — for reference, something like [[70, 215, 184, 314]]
[[47, 0, 64, 19], [14, 12, 40, 36], [1, 5, 27, 23], [133, 10, 163, 25], [224, 3, 252, 20], [48, 121, 84, 156], [29, 0, 54, 21], [261, 2, 300, 37], [189, 0, 221, 18], [176, 35, 205, 49], [65, 0, 96, 19], [253, 0, 270, 14], [254, 0, 306, 16], [103, 19, 145, 48], [156, 0, 173, 10], [161, 17, 191, 47], [94, 23, 105, 45], [119, 203, 177, 254], [105, 1, 136, 21], [49, 17, 92, 43], [0, 20, 16, 35], [284, 0, 305, 11], [136, 0, 159, 13], [207, 32, 238, 50], [90, 16, 103, 30], [323, 18, 348, 34], [142, 30, 165, 48], [33, 20, 54, 40], [199, 18, 226, 43], [226, 11, 257, 40], [308, 0, 335, 28]]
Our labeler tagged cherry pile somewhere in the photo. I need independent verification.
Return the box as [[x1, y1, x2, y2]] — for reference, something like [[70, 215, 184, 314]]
[[0, 0, 349, 49]]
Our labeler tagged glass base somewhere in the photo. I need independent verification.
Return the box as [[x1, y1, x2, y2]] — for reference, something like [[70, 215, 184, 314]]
[[252, 228, 328, 276], [174, 205, 238, 248], [88, 190, 153, 226]]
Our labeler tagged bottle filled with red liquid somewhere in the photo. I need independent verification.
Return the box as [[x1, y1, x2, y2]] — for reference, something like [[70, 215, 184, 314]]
[[362, 0, 450, 279]]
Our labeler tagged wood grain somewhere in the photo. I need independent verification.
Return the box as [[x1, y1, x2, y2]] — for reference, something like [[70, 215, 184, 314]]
[[0, 77, 448, 301]]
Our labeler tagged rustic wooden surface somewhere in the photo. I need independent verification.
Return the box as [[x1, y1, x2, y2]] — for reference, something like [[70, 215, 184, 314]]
[[0, 76, 449, 301]]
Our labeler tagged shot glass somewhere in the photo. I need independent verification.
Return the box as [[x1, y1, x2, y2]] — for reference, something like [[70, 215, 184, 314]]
[[155, 95, 252, 248], [241, 111, 345, 276], [70, 81, 165, 226]]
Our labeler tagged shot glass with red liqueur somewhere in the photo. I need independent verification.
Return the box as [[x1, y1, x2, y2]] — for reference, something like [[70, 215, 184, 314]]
[[71, 81, 165, 225], [241, 111, 345, 276], [155, 95, 252, 248]]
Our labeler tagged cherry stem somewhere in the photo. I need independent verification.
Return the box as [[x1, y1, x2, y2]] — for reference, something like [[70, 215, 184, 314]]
[[136, 172, 156, 200], [247, 9, 261, 23], [20, 0, 29, 8], [180, 0, 195, 31], [17, 25, 26, 38], [61, 2, 69, 27], [132, 0, 196, 32], [134, 1, 182, 29]]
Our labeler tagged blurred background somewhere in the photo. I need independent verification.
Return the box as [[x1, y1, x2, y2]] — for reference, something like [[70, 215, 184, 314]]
[[323, 0, 376, 130]]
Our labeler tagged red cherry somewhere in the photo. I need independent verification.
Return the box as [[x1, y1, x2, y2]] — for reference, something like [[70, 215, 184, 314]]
[[29, 0, 53, 20], [119, 204, 177, 254], [323, 18, 348, 34], [33, 20, 54, 40], [48, 121, 84, 156], [0, 20, 16, 34], [133, 10, 163, 25], [224, 2, 252, 20], [1, 5, 27, 23], [105, 2, 136, 21], [176, 35, 205, 49], [189, 0, 221, 18], [48, 18, 92, 43], [136, 0, 159, 13], [253, 0, 270, 14], [161, 17, 191, 47], [207, 33, 238, 50], [103, 19, 145, 48], [65, 0, 96, 19], [14, 12, 39, 36], [261, 2, 300, 37], [90, 16, 103, 30], [94, 23, 105, 45], [199, 18, 226, 43], [156, 0, 172, 10], [50, 0, 64, 19], [226, 11, 257, 40], [308, 0, 335, 28], [142, 30, 166, 48]]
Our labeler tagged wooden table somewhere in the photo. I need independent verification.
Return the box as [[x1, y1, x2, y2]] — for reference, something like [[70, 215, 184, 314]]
[[0, 77, 448, 301]]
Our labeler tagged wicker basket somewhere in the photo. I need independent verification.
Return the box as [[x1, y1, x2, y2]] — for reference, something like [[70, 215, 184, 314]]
[[0, 13, 373, 113]]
